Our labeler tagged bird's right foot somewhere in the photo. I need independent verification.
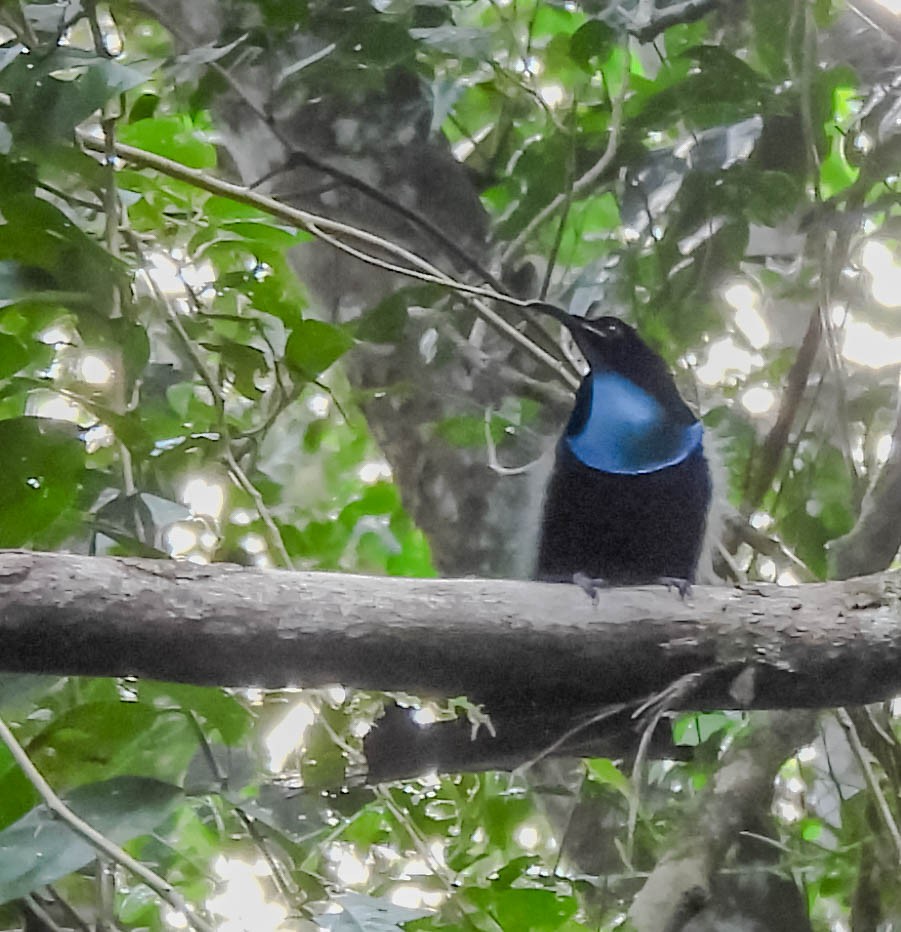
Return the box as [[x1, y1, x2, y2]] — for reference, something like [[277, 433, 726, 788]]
[[572, 572, 609, 604]]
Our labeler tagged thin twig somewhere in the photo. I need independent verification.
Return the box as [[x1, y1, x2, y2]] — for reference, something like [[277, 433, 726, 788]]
[[837, 708, 901, 863], [500, 70, 628, 266], [203, 53, 505, 290], [78, 132, 577, 389], [0, 715, 215, 932], [134, 257, 295, 570], [483, 407, 544, 477]]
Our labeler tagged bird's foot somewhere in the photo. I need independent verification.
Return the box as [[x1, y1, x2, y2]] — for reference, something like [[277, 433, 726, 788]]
[[657, 576, 692, 599], [573, 572, 609, 604]]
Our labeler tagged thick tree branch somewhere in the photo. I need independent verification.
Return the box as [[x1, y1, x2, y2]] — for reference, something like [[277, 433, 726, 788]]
[[0, 550, 900, 715], [828, 387, 901, 579], [628, 710, 818, 932]]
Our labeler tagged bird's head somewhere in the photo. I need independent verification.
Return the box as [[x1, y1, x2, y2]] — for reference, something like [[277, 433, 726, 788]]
[[529, 302, 693, 422]]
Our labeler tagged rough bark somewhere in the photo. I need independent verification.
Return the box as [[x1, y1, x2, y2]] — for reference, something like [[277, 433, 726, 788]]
[[628, 710, 818, 932], [1, 550, 900, 711]]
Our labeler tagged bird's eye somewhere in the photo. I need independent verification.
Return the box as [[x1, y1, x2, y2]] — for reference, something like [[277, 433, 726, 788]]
[[595, 319, 622, 337]]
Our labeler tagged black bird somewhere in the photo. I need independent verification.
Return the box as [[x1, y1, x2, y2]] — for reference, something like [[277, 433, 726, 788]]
[[534, 306, 711, 588]]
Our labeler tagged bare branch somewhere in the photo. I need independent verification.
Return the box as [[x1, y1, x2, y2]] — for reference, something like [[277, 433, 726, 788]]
[[0, 714, 214, 932], [828, 387, 901, 579], [1, 550, 901, 714]]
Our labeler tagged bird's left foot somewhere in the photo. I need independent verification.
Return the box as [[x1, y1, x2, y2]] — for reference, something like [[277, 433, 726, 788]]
[[572, 572, 609, 604], [657, 576, 692, 599]]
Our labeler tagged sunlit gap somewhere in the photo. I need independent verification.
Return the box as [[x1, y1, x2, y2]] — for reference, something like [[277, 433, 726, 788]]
[[207, 856, 289, 932], [31, 325, 115, 426], [723, 279, 769, 349], [78, 352, 114, 385], [264, 697, 319, 772], [842, 317, 901, 368], [162, 475, 229, 563], [145, 249, 216, 299]]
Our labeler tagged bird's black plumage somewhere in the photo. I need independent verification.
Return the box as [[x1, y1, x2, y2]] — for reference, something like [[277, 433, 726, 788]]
[[534, 307, 711, 585]]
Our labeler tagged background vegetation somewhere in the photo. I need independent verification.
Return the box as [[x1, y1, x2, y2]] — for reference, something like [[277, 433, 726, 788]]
[[0, 0, 899, 928]]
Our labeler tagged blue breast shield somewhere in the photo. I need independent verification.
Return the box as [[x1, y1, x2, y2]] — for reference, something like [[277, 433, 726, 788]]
[[565, 371, 703, 475]]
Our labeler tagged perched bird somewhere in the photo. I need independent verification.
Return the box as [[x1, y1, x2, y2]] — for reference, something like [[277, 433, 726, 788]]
[[533, 305, 711, 588], [364, 306, 712, 782]]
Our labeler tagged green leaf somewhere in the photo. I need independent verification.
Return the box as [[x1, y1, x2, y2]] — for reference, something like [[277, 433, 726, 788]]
[[0, 333, 28, 379], [0, 777, 181, 904], [0, 416, 85, 546], [136, 682, 252, 746], [467, 888, 578, 930], [585, 757, 631, 798], [800, 817, 823, 841], [673, 712, 734, 745], [285, 319, 354, 379], [320, 893, 430, 932], [356, 294, 409, 344], [118, 115, 217, 169], [0, 676, 58, 716], [0, 49, 149, 144], [569, 21, 615, 73]]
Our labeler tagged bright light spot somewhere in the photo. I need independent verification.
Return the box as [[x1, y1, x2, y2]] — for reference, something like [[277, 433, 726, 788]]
[[750, 511, 772, 530], [390, 886, 437, 910], [30, 392, 90, 425], [39, 324, 75, 346], [786, 776, 806, 793], [83, 423, 115, 453], [734, 305, 769, 350], [182, 476, 225, 519], [79, 353, 114, 385], [358, 460, 392, 484], [179, 258, 215, 291], [538, 82, 565, 107], [831, 303, 848, 327], [872, 0, 901, 11], [759, 558, 776, 579], [798, 745, 817, 763], [161, 907, 189, 929], [265, 699, 317, 771], [307, 392, 330, 417], [230, 508, 254, 526], [741, 386, 776, 414], [323, 685, 346, 705], [860, 240, 901, 307], [240, 532, 267, 555], [777, 569, 799, 586], [199, 530, 219, 550], [165, 523, 197, 557], [776, 799, 802, 822], [208, 857, 288, 932], [402, 857, 429, 877], [329, 844, 370, 886], [875, 433, 894, 465], [412, 706, 438, 725], [514, 823, 541, 851], [723, 280, 758, 313], [842, 320, 901, 368], [696, 337, 761, 385], [145, 252, 182, 295]]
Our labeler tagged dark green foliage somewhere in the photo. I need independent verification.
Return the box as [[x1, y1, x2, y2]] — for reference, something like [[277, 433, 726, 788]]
[[0, 0, 897, 928]]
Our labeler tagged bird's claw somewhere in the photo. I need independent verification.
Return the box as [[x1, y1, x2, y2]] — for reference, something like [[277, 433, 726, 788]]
[[573, 572, 609, 604], [657, 576, 692, 599]]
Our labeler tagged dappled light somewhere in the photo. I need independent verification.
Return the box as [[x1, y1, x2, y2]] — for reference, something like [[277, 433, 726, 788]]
[[0, 1, 900, 931]]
